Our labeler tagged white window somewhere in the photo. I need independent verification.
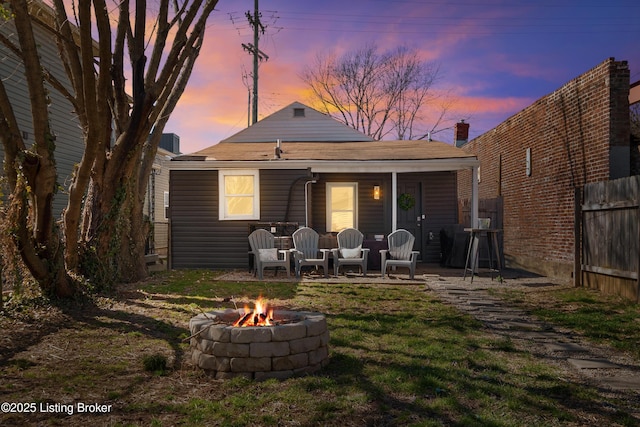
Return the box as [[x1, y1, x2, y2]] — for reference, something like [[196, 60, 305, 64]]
[[163, 191, 169, 220], [219, 170, 260, 220], [326, 182, 358, 232]]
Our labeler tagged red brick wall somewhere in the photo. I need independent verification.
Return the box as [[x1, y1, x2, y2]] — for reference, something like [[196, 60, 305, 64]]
[[458, 58, 631, 278]]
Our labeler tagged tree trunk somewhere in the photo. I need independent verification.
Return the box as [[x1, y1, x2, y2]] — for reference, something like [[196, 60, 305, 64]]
[[6, 175, 74, 298], [79, 127, 152, 285], [2, 0, 219, 296], [0, 0, 75, 298]]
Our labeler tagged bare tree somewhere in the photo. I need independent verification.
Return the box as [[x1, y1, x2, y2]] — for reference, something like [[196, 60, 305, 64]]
[[300, 44, 450, 140], [0, 0, 219, 297]]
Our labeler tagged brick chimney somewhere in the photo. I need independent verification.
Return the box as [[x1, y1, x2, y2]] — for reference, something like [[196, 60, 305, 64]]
[[454, 120, 469, 147]]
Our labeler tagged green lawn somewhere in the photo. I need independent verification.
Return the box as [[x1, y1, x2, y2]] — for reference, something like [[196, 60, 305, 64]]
[[0, 270, 638, 426]]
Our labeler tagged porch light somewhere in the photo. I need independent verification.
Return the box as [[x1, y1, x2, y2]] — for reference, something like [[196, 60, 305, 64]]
[[373, 185, 381, 200]]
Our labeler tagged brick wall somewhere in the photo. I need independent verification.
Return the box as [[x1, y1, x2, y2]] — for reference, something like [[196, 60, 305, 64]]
[[458, 58, 631, 279]]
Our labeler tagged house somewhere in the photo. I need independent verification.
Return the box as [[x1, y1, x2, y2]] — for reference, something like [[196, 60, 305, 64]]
[[1, 5, 179, 266], [144, 134, 181, 260], [0, 3, 84, 217], [457, 58, 632, 281], [168, 102, 480, 270]]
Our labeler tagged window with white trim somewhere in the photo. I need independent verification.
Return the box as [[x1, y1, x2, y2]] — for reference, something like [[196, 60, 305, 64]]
[[326, 182, 357, 232], [219, 170, 260, 220], [163, 191, 169, 220]]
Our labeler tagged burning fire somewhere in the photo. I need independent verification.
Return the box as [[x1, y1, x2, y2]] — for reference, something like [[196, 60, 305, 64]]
[[232, 297, 274, 327]]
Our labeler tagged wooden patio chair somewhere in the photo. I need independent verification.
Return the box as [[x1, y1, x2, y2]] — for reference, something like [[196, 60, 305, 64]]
[[380, 229, 420, 279], [248, 229, 290, 280], [331, 228, 369, 276], [291, 227, 330, 278]]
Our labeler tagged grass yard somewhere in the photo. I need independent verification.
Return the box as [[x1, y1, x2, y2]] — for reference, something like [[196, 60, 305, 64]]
[[0, 270, 638, 426]]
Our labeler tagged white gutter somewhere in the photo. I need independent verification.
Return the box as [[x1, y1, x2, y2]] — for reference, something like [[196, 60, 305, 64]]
[[169, 158, 480, 173]]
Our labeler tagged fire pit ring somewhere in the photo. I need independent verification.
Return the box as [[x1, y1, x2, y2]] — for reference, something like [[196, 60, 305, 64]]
[[189, 309, 329, 380]]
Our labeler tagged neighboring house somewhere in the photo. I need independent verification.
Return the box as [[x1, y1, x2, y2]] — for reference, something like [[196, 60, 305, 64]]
[[457, 58, 632, 280], [1, 5, 178, 264], [144, 134, 181, 258], [169, 102, 480, 270], [0, 5, 84, 217]]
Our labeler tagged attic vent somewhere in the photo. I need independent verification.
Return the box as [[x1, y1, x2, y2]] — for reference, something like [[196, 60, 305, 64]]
[[293, 108, 305, 117]]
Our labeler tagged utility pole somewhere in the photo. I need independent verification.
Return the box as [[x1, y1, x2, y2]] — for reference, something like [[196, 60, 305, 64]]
[[242, 0, 268, 125]]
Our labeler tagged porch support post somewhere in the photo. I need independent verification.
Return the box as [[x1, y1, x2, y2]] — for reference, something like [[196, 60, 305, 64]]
[[392, 172, 398, 231], [471, 165, 479, 228]]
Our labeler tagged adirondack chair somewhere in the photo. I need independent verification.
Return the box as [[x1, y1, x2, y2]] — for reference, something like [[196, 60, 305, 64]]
[[291, 227, 330, 278], [331, 228, 369, 276], [248, 229, 290, 280], [380, 229, 420, 279]]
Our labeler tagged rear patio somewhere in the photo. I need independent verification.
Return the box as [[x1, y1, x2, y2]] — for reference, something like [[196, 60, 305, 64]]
[[214, 263, 565, 289]]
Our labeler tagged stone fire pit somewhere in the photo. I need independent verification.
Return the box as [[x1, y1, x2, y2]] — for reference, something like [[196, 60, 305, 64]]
[[189, 308, 329, 380]]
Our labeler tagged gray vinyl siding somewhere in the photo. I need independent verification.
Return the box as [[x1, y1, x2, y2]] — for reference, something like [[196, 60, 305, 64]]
[[311, 171, 457, 263], [0, 20, 84, 218], [170, 169, 309, 269]]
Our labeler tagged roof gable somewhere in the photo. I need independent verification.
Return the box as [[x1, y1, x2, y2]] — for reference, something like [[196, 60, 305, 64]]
[[221, 101, 374, 143]]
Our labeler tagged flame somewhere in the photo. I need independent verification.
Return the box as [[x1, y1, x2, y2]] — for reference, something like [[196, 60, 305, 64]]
[[232, 297, 274, 327]]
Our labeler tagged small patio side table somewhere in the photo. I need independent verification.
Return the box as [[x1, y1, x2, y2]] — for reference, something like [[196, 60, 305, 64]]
[[363, 239, 388, 271], [463, 228, 502, 283]]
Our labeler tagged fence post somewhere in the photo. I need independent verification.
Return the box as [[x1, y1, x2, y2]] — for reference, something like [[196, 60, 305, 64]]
[[574, 186, 582, 288], [637, 200, 640, 304]]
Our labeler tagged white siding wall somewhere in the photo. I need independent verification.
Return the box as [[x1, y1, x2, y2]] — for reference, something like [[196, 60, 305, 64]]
[[143, 150, 174, 255]]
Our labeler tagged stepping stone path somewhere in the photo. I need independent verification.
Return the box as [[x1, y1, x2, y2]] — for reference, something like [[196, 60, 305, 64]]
[[425, 274, 640, 418]]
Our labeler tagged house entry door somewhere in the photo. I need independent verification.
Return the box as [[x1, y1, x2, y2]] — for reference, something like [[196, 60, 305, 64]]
[[396, 180, 423, 259]]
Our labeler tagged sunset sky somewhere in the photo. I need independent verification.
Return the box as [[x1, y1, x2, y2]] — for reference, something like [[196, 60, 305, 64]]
[[165, 0, 640, 154]]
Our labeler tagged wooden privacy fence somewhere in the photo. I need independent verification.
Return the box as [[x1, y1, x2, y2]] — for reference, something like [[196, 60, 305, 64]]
[[458, 196, 504, 231], [576, 175, 640, 302]]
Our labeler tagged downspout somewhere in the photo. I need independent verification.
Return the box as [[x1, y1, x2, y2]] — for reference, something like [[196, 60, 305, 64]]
[[284, 168, 314, 223], [471, 165, 479, 228], [304, 178, 317, 227], [392, 172, 398, 231]]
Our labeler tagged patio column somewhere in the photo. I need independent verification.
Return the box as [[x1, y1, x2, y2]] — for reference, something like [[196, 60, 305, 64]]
[[392, 172, 398, 231], [471, 165, 479, 228]]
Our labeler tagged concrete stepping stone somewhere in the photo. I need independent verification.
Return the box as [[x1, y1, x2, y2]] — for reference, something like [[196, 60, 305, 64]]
[[503, 321, 543, 331], [487, 314, 529, 321], [567, 358, 621, 369], [467, 300, 498, 306], [603, 375, 640, 391], [544, 342, 588, 353], [476, 308, 509, 314]]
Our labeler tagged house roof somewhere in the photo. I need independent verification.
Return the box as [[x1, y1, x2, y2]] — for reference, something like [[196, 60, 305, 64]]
[[190, 140, 475, 162], [172, 139, 478, 173], [172, 101, 478, 173], [221, 101, 375, 143]]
